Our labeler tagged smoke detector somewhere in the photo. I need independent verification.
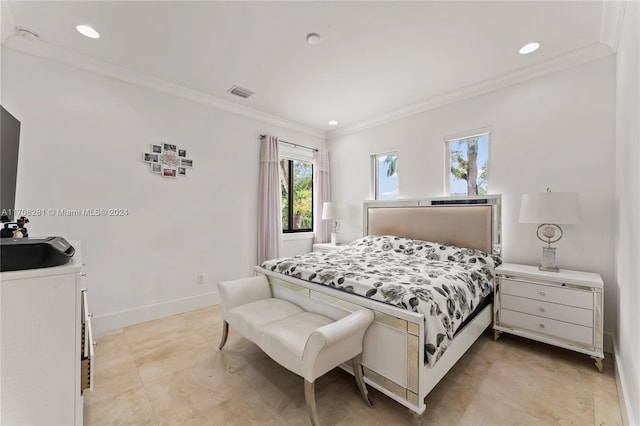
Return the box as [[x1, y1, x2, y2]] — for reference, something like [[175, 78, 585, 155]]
[[16, 27, 39, 41], [306, 33, 322, 45], [228, 85, 254, 99]]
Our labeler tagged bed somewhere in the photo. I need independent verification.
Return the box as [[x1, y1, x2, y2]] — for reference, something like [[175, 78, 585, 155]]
[[254, 195, 502, 417]]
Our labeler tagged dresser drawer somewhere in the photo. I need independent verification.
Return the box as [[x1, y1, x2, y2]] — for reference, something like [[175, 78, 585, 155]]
[[501, 294, 592, 327], [501, 309, 593, 346], [500, 278, 593, 309]]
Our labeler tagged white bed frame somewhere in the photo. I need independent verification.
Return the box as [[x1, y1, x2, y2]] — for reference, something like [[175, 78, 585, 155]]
[[255, 195, 502, 417]]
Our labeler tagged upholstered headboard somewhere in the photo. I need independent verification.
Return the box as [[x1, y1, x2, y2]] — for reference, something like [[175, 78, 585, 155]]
[[364, 196, 501, 255]]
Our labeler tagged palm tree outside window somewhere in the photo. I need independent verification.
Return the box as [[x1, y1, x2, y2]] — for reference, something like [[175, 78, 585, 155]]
[[373, 153, 398, 200], [446, 132, 490, 196]]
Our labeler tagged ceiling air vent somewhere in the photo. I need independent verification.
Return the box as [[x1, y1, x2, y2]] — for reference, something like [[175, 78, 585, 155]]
[[228, 85, 254, 99]]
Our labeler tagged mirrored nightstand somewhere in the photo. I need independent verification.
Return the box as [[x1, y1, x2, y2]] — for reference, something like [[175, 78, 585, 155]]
[[493, 263, 604, 372]]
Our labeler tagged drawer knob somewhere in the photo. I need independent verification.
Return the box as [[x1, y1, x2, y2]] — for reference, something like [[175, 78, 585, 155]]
[[539, 307, 545, 312], [539, 324, 545, 329], [539, 291, 546, 296]]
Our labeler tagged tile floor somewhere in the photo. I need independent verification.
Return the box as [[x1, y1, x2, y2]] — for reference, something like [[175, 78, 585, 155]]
[[84, 305, 623, 425]]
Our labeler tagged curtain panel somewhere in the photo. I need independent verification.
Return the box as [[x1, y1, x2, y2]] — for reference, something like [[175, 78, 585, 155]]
[[313, 149, 331, 244], [258, 135, 281, 264]]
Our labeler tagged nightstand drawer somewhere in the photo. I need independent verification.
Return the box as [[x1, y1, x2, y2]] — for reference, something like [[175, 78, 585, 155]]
[[501, 278, 593, 309], [501, 294, 592, 327], [501, 309, 593, 346]]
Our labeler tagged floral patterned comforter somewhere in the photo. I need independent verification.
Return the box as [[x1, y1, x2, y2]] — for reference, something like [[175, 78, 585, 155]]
[[260, 235, 500, 366]]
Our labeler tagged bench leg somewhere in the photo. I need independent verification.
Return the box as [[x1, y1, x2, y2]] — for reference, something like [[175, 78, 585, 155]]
[[352, 354, 373, 407], [218, 320, 229, 350], [304, 379, 320, 426]]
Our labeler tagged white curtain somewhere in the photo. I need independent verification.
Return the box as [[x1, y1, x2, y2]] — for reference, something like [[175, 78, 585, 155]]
[[313, 149, 331, 243], [258, 135, 281, 264]]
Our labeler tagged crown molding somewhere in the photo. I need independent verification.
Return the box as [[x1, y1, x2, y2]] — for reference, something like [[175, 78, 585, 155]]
[[3, 21, 616, 144], [2, 35, 325, 140], [327, 43, 614, 140], [600, 1, 627, 53]]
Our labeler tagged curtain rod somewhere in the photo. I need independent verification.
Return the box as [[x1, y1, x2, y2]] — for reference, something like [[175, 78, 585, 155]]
[[260, 134, 318, 152]]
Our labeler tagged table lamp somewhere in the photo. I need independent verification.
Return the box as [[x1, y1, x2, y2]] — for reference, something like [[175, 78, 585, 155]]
[[322, 202, 347, 245], [519, 189, 581, 272]]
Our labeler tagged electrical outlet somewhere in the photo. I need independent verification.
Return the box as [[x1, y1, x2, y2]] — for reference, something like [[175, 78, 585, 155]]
[[197, 274, 204, 284]]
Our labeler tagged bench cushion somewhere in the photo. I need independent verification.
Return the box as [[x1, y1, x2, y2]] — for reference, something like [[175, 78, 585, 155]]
[[226, 298, 304, 343], [259, 312, 333, 376]]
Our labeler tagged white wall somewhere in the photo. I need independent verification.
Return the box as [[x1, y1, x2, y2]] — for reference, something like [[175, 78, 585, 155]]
[[1, 47, 324, 334], [328, 57, 616, 336], [614, 2, 640, 424], [281, 234, 314, 257]]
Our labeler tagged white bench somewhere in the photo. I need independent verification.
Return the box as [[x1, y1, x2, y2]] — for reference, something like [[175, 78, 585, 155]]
[[217, 275, 374, 426]]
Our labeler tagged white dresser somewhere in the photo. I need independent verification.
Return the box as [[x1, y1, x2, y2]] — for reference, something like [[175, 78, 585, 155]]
[[0, 242, 92, 425], [493, 263, 604, 372]]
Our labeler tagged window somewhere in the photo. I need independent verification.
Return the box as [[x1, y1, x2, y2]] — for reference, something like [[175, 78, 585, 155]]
[[373, 153, 398, 200], [280, 158, 313, 232], [446, 131, 489, 196]]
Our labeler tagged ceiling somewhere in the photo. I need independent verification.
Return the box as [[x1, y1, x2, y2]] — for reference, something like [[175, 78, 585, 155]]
[[3, 1, 608, 133]]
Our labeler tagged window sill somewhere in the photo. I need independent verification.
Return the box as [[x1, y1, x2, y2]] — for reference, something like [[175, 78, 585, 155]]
[[282, 232, 314, 241]]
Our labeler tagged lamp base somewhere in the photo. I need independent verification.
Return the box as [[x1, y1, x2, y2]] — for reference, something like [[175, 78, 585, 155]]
[[539, 247, 559, 272], [330, 232, 337, 245]]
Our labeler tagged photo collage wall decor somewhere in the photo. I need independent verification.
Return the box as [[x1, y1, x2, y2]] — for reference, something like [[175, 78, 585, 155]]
[[142, 143, 193, 178]]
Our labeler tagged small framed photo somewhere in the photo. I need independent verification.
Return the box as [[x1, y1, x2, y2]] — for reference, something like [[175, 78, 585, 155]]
[[178, 149, 187, 157], [180, 158, 193, 167], [151, 163, 162, 174], [151, 144, 162, 154], [163, 143, 177, 152], [143, 153, 159, 163], [178, 167, 186, 176], [162, 167, 177, 178]]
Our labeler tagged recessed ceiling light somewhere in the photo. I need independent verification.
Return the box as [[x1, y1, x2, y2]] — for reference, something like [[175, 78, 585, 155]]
[[76, 25, 100, 39], [306, 33, 322, 46], [519, 42, 540, 55], [328, 120, 338, 126]]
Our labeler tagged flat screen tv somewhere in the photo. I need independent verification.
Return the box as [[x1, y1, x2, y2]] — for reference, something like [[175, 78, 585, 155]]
[[1, 106, 21, 222]]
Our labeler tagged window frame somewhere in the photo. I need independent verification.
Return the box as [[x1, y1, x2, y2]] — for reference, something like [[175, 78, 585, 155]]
[[444, 128, 491, 196], [371, 151, 399, 200], [280, 157, 314, 234]]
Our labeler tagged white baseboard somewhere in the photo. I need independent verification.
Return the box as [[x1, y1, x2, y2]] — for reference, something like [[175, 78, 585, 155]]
[[613, 339, 638, 426], [604, 331, 614, 354], [91, 290, 219, 336]]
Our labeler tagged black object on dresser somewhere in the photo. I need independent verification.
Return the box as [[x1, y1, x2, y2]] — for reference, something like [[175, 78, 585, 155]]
[[0, 236, 75, 271]]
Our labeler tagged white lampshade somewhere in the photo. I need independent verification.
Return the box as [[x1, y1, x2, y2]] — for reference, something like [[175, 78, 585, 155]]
[[322, 202, 347, 220], [519, 192, 581, 224]]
